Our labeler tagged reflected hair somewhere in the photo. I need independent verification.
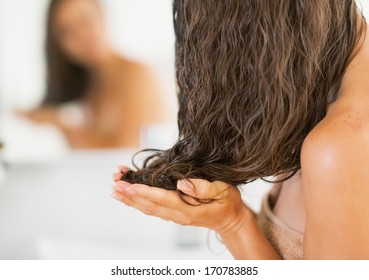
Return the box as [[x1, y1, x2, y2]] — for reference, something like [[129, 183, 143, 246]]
[[42, 0, 97, 105], [122, 0, 366, 197]]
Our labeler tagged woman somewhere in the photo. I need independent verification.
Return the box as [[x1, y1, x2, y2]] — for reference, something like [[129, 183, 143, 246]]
[[112, 0, 369, 259], [18, 0, 166, 148]]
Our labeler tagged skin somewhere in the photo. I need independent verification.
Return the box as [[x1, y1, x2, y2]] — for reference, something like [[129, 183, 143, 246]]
[[17, 0, 166, 148], [111, 26, 369, 259]]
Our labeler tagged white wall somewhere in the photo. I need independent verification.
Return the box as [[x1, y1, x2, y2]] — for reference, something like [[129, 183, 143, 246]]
[[358, 0, 369, 14], [0, 0, 47, 107]]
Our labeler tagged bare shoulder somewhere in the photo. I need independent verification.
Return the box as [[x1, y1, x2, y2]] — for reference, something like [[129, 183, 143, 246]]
[[301, 102, 369, 185], [118, 57, 161, 94], [116, 56, 167, 122], [301, 99, 369, 258], [118, 56, 153, 78], [301, 22, 369, 174]]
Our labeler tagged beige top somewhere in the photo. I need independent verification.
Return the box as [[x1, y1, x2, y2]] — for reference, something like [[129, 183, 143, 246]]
[[257, 190, 304, 260]]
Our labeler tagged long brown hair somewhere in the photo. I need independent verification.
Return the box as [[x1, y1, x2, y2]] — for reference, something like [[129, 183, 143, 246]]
[[122, 0, 366, 195], [43, 0, 90, 105]]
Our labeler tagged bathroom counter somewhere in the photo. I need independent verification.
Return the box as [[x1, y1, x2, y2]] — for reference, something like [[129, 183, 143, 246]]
[[0, 150, 269, 259]]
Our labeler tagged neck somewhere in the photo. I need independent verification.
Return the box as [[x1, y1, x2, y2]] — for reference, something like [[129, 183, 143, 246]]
[[88, 49, 121, 85], [340, 23, 369, 96]]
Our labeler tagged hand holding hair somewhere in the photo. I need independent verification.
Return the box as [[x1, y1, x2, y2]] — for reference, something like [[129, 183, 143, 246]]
[[112, 166, 251, 236]]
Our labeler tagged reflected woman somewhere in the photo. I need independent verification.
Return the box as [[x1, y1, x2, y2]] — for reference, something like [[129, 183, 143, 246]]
[[19, 0, 167, 148]]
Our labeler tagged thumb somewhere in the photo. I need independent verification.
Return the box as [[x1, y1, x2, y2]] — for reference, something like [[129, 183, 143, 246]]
[[177, 179, 230, 200]]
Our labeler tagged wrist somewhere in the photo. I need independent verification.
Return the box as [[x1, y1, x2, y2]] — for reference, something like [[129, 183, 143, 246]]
[[217, 203, 255, 239]]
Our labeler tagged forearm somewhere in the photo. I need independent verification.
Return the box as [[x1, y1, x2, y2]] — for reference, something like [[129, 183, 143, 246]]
[[62, 128, 120, 148], [219, 205, 280, 260]]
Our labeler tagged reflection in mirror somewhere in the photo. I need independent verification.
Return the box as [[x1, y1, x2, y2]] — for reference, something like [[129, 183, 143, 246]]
[[0, 0, 177, 161]]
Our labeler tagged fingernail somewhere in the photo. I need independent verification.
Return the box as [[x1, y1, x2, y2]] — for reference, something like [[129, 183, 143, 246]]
[[111, 192, 118, 199]]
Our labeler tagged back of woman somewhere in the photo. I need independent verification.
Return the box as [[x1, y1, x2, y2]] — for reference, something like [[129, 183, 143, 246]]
[[111, 0, 369, 259]]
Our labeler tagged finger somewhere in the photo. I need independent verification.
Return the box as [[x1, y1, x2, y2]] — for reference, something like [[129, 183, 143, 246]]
[[111, 191, 135, 207], [112, 172, 123, 181], [112, 189, 154, 214], [122, 183, 199, 211], [115, 181, 204, 208], [117, 166, 131, 173], [112, 190, 185, 222], [178, 179, 233, 200], [113, 180, 132, 192]]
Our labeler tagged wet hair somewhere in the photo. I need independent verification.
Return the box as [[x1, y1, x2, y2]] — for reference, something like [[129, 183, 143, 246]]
[[122, 0, 366, 197], [42, 0, 98, 105]]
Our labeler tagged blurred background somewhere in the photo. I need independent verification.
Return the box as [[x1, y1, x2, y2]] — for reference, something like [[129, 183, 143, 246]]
[[0, 0, 368, 260], [0, 0, 178, 160]]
